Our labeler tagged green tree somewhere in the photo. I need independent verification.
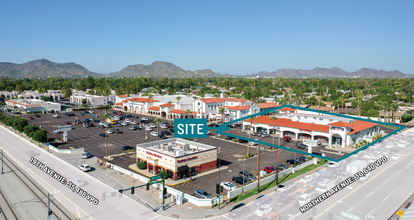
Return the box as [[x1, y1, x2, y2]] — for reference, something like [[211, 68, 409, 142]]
[[32, 129, 47, 143], [153, 118, 162, 141], [41, 96, 51, 101], [185, 109, 192, 119], [137, 161, 147, 170], [62, 86, 72, 99], [13, 118, 28, 132], [402, 114, 414, 123], [24, 125, 40, 138]]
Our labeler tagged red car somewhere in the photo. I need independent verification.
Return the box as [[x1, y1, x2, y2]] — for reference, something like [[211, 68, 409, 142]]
[[283, 136, 292, 141], [28, 117, 33, 120], [64, 121, 70, 125], [297, 184, 314, 193], [264, 166, 275, 173], [117, 112, 123, 115], [167, 124, 173, 128]]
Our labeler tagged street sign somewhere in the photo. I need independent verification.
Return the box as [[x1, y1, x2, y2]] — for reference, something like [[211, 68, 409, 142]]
[[397, 210, 404, 217], [150, 175, 162, 181], [341, 211, 360, 220]]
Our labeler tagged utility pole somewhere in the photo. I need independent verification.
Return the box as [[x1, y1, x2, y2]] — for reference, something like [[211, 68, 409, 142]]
[[47, 192, 51, 219], [257, 144, 260, 194], [276, 137, 280, 185], [1, 149, 4, 174], [218, 147, 221, 210]]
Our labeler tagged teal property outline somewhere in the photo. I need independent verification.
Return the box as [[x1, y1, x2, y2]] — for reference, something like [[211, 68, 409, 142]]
[[211, 105, 405, 162]]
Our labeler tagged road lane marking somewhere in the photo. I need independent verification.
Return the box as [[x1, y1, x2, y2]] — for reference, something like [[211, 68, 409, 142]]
[[383, 179, 389, 184], [397, 169, 402, 174], [147, 216, 161, 220], [383, 195, 390, 201], [366, 192, 373, 198], [288, 212, 301, 220], [313, 150, 414, 219], [348, 207, 353, 212], [365, 209, 373, 218], [409, 161, 413, 165]]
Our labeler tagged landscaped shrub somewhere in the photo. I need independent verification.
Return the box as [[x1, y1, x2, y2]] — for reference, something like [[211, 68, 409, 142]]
[[137, 161, 147, 170]]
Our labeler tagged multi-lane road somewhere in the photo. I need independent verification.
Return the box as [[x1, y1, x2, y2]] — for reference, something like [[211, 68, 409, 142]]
[[1, 120, 413, 220]]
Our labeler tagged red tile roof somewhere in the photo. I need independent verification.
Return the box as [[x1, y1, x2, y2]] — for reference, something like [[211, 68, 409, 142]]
[[347, 120, 377, 134], [118, 95, 128, 98], [192, 111, 205, 115], [224, 98, 249, 103], [243, 116, 329, 133], [257, 103, 281, 108], [279, 107, 296, 111], [160, 103, 174, 107], [122, 100, 129, 102], [127, 98, 158, 102], [148, 106, 160, 111], [200, 97, 250, 104], [170, 109, 187, 114], [329, 121, 352, 127], [114, 102, 123, 106], [226, 105, 252, 110]]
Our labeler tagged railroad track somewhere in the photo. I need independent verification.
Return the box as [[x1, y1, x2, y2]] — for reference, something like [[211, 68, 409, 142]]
[[1, 153, 74, 220]]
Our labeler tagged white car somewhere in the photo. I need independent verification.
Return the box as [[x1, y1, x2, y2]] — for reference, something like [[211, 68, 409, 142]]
[[125, 119, 131, 122], [385, 143, 394, 148], [142, 117, 148, 120], [249, 138, 260, 146], [327, 162, 339, 169], [150, 131, 158, 136], [89, 111, 94, 113], [53, 114, 59, 118], [79, 164, 91, 172], [381, 152, 389, 158], [149, 124, 157, 128], [391, 154, 402, 160], [71, 178, 84, 187], [254, 204, 272, 217], [221, 182, 236, 191], [130, 121, 137, 125], [397, 143, 407, 149], [53, 129, 62, 134], [107, 129, 113, 134], [145, 126, 153, 131], [300, 175, 314, 184], [160, 124, 168, 129], [121, 122, 128, 126], [99, 121, 106, 126], [364, 153, 373, 159], [297, 194, 312, 206], [313, 169, 326, 177], [374, 148, 382, 154]]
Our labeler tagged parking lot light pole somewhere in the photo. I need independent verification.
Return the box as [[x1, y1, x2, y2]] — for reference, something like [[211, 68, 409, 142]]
[[218, 147, 221, 210]]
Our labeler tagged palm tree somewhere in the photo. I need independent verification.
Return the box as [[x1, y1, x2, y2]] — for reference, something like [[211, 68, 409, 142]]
[[270, 116, 278, 145], [193, 96, 198, 112], [383, 102, 390, 123], [340, 97, 346, 109], [153, 118, 162, 141], [218, 107, 227, 123], [391, 103, 399, 124], [167, 101, 173, 106], [356, 100, 362, 118], [176, 96, 182, 107], [247, 116, 257, 157], [185, 109, 191, 119], [377, 101, 383, 122]]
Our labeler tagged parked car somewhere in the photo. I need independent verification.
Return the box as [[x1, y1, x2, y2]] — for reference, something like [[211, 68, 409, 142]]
[[194, 190, 211, 199], [28, 116, 33, 120], [253, 195, 272, 206], [130, 121, 137, 125], [226, 136, 235, 140], [129, 126, 137, 131], [364, 153, 373, 159], [99, 133, 107, 137], [79, 164, 91, 172], [297, 143, 309, 150], [64, 121, 70, 125], [121, 122, 128, 126], [35, 114, 40, 118], [286, 159, 302, 165], [161, 130, 171, 135], [264, 167, 276, 173], [274, 195, 294, 206], [167, 124, 173, 128], [232, 176, 248, 184], [65, 113, 75, 116], [239, 170, 257, 181], [274, 164, 288, 170], [88, 123, 94, 127], [160, 124, 168, 129], [107, 129, 113, 134], [145, 126, 153, 131], [239, 139, 248, 143], [249, 139, 260, 146], [391, 154, 402, 160], [79, 112, 84, 115], [158, 134, 168, 139], [221, 182, 236, 191], [296, 156, 308, 162], [113, 128, 122, 134], [53, 129, 61, 134], [150, 131, 158, 136], [122, 146, 135, 151], [169, 128, 174, 132], [53, 114, 59, 118], [115, 123, 123, 127], [260, 133, 269, 138], [82, 152, 93, 159], [252, 132, 257, 136]]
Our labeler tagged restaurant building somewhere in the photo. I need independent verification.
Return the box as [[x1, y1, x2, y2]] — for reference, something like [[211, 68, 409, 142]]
[[136, 138, 217, 180]]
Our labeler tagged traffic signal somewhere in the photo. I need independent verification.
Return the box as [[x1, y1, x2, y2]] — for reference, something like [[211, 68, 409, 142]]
[[312, 208, 316, 215], [163, 188, 167, 195], [216, 184, 220, 194], [48, 210, 53, 216], [131, 187, 135, 195], [329, 212, 333, 220], [146, 183, 150, 191], [119, 189, 122, 197]]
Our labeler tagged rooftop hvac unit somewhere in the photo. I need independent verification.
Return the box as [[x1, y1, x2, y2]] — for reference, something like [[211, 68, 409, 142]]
[[168, 142, 173, 146], [167, 146, 172, 151], [175, 150, 186, 156], [183, 144, 190, 151]]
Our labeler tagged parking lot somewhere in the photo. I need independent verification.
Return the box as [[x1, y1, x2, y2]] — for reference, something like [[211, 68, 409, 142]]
[[15, 109, 396, 198]]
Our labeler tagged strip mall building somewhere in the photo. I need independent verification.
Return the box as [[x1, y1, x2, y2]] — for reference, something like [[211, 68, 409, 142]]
[[242, 108, 380, 148], [136, 138, 217, 180]]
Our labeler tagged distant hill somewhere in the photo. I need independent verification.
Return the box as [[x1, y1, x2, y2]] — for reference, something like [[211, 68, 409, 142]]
[[247, 67, 410, 78], [0, 59, 100, 78], [109, 61, 222, 78]]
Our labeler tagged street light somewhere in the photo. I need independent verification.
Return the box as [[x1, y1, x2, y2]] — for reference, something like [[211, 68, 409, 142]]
[[336, 200, 363, 218]]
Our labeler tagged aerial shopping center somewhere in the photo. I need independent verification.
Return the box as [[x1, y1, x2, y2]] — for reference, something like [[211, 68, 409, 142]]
[[241, 107, 380, 148]]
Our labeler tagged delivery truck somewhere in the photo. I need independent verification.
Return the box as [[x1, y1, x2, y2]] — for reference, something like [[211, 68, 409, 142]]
[[346, 160, 369, 182]]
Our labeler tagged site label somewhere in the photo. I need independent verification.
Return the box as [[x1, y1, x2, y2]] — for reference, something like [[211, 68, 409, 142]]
[[174, 119, 207, 138]]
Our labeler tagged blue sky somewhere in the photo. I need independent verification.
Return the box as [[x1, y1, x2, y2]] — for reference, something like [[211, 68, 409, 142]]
[[1, 1, 413, 75]]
